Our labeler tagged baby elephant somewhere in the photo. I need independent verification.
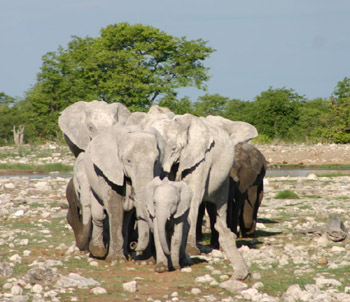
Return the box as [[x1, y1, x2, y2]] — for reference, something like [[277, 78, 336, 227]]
[[144, 177, 192, 273]]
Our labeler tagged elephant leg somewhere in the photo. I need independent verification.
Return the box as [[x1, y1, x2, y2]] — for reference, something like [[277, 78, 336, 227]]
[[171, 220, 184, 270], [185, 171, 208, 256], [89, 198, 107, 258], [196, 202, 206, 242], [206, 202, 218, 249], [154, 217, 168, 273], [66, 178, 91, 251], [104, 189, 126, 262]]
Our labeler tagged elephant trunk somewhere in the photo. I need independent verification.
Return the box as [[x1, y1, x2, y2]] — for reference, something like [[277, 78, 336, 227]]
[[133, 173, 153, 253], [155, 206, 171, 256]]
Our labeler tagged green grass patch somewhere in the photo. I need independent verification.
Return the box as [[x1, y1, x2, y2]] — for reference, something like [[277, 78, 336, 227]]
[[316, 172, 350, 177], [275, 190, 300, 199], [0, 163, 72, 174]]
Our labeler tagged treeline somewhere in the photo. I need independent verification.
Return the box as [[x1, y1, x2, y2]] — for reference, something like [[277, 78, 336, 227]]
[[1, 23, 350, 145]]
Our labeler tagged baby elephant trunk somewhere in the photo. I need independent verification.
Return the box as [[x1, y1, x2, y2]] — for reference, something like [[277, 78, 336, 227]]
[[155, 208, 171, 256]]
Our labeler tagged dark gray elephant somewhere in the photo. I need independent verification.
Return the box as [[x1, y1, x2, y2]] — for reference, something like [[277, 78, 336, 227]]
[[197, 142, 267, 247]]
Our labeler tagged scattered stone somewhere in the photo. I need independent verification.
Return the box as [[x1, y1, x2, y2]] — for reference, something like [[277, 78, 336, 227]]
[[315, 277, 342, 288], [123, 280, 137, 292], [56, 273, 100, 289], [32, 284, 43, 294], [11, 284, 23, 295], [24, 264, 57, 286], [0, 262, 13, 277], [219, 279, 248, 293], [181, 267, 192, 273], [91, 287, 107, 295], [191, 288, 202, 295], [317, 256, 328, 265]]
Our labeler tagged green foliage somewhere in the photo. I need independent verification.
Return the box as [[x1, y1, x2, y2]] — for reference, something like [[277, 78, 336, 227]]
[[249, 87, 305, 141], [275, 190, 300, 199], [158, 96, 193, 115], [192, 93, 228, 116], [22, 22, 214, 140]]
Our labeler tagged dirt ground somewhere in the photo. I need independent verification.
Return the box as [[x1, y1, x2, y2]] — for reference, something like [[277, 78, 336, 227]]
[[255, 144, 350, 166]]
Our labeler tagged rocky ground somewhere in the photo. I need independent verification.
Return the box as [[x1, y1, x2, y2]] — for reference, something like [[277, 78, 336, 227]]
[[0, 143, 350, 302]]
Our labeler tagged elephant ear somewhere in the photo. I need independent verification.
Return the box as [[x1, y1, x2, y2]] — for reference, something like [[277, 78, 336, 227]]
[[177, 114, 214, 174], [58, 101, 91, 151], [87, 126, 124, 186], [205, 116, 258, 145], [174, 181, 192, 219]]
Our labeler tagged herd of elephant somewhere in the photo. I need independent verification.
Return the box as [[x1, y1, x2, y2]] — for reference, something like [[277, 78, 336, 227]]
[[59, 101, 267, 273]]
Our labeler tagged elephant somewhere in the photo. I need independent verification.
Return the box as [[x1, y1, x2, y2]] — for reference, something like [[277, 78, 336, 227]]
[[196, 142, 267, 247], [228, 142, 267, 237], [58, 100, 130, 255], [148, 113, 258, 255], [83, 124, 167, 261], [58, 100, 130, 156], [143, 177, 192, 272]]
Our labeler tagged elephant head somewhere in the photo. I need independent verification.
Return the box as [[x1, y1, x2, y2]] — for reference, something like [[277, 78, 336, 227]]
[[152, 114, 214, 179], [58, 100, 130, 156], [145, 177, 192, 256]]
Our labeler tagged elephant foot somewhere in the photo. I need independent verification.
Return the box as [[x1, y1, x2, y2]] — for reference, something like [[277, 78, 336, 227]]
[[105, 250, 127, 263], [155, 262, 168, 273], [186, 244, 200, 256], [89, 241, 107, 258]]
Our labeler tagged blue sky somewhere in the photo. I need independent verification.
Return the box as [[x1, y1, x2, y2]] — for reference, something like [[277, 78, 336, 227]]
[[1, 0, 350, 101]]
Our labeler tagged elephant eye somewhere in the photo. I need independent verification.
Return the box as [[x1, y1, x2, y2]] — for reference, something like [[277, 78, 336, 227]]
[[126, 158, 132, 164]]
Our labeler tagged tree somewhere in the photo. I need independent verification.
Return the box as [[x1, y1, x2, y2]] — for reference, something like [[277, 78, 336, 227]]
[[26, 23, 214, 140], [250, 87, 305, 141], [324, 77, 350, 143], [192, 93, 228, 116]]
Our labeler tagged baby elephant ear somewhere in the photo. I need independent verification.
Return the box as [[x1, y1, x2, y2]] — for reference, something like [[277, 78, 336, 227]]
[[87, 127, 124, 186], [58, 101, 91, 151], [145, 177, 162, 218], [174, 182, 192, 219]]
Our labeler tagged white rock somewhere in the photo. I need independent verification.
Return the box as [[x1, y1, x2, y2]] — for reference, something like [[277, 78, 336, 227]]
[[253, 282, 264, 289], [19, 239, 29, 245], [89, 261, 99, 267], [4, 183, 15, 189], [56, 273, 100, 289], [331, 246, 346, 253], [191, 288, 202, 295], [211, 249, 224, 258], [316, 235, 329, 247], [171, 292, 178, 297], [9, 254, 22, 263], [219, 279, 248, 293], [13, 210, 25, 217], [195, 274, 215, 283], [306, 173, 317, 180], [23, 250, 31, 257], [123, 280, 137, 292], [11, 284, 23, 295], [315, 277, 341, 288], [241, 288, 259, 300], [181, 267, 192, 273], [91, 287, 107, 295], [32, 284, 43, 293]]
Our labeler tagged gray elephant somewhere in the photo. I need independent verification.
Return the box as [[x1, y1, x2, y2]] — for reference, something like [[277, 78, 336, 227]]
[[59, 100, 130, 255], [197, 142, 267, 247], [83, 124, 167, 261], [142, 177, 192, 272], [148, 114, 258, 255], [59, 100, 130, 156]]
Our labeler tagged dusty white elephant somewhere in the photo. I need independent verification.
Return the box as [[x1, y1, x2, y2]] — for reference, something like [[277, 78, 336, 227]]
[[83, 124, 168, 261], [142, 177, 192, 272], [59, 101, 130, 255], [149, 113, 258, 255], [59, 100, 130, 156]]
